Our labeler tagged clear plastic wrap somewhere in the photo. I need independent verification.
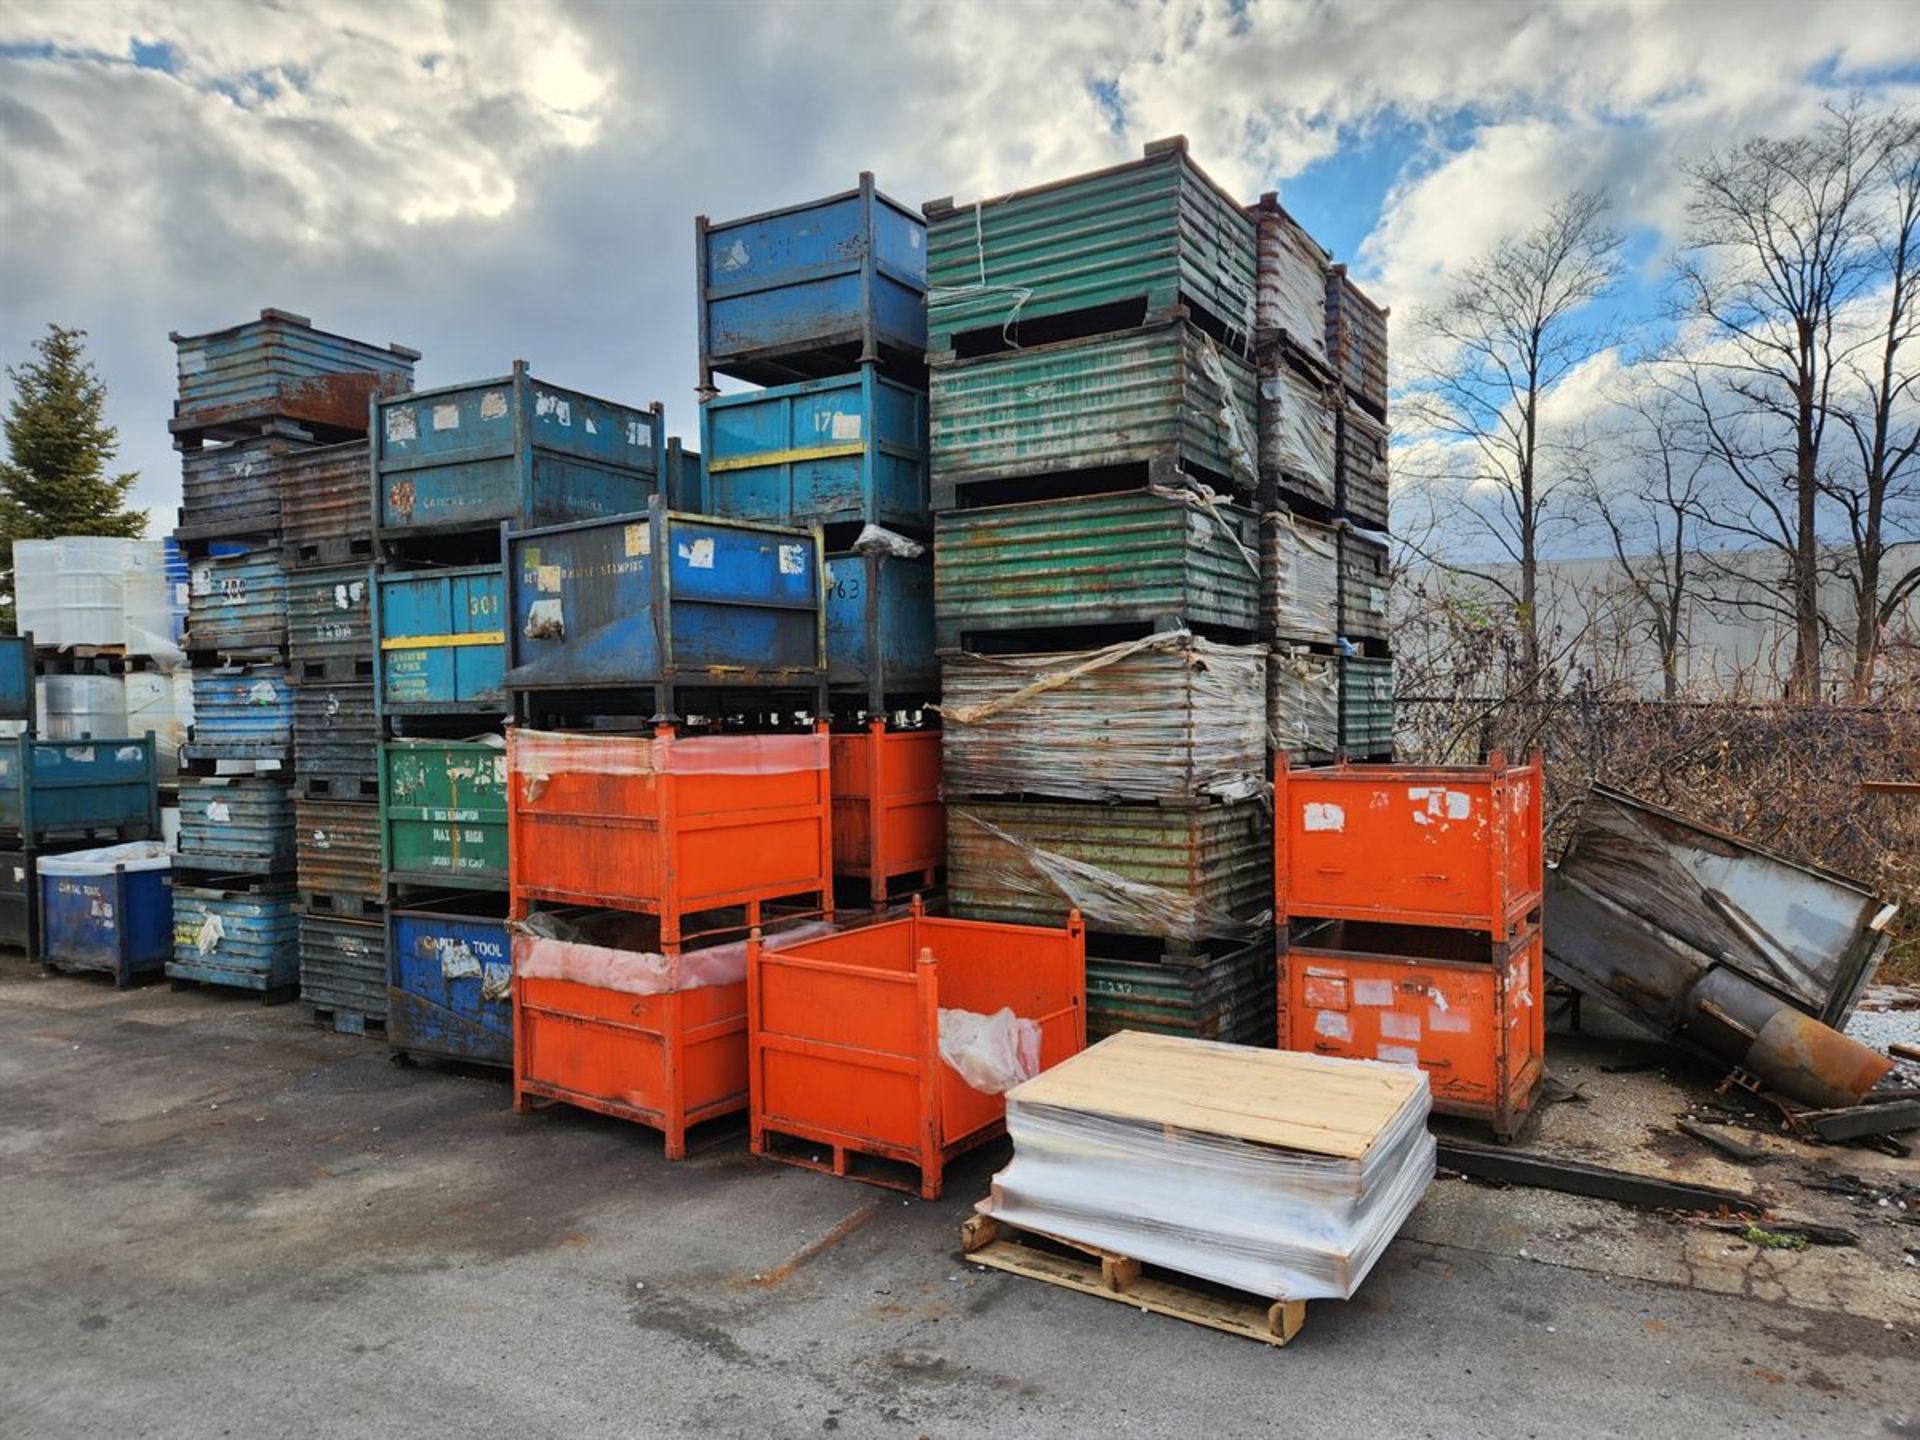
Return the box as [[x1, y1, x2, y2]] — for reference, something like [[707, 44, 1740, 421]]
[[13, 538, 174, 657], [982, 1034, 1435, 1301], [952, 810, 1272, 941], [512, 914, 837, 997], [853, 524, 927, 560], [1146, 480, 1260, 575], [1256, 205, 1331, 362], [35, 839, 171, 876], [509, 727, 827, 785], [1258, 364, 1337, 506], [1199, 334, 1260, 485], [940, 633, 1267, 803], [1262, 510, 1339, 645], [938, 1006, 1042, 1094], [38, 675, 127, 741], [1269, 646, 1340, 757]]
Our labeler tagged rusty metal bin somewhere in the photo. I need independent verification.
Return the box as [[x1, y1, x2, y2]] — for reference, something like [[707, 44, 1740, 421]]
[[830, 722, 943, 909], [749, 901, 1086, 1199]]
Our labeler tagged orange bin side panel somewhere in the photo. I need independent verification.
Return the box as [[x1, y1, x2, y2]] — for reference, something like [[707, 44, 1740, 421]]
[[829, 728, 944, 894], [1277, 756, 1543, 936], [513, 973, 748, 1158], [1279, 930, 1543, 1135]]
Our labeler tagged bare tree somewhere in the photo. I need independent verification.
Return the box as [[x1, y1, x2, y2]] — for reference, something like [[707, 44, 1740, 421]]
[[1401, 189, 1624, 692], [1829, 114, 1920, 696], [1670, 101, 1906, 699]]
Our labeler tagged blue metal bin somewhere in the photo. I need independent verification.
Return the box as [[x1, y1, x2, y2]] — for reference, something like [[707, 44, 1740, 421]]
[[170, 307, 417, 444], [0, 733, 160, 844], [825, 548, 935, 707], [168, 884, 300, 992], [39, 841, 173, 987], [386, 895, 513, 1068], [185, 667, 295, 761], [697, 173, 927, 388], [375, 563, 508, 715], [374, 362, 662, 540], [700, 368, 929, 532], [0, 634, 32, 723]]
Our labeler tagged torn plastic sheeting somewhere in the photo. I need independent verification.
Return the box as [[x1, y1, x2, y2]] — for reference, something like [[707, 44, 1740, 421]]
[[1145, 481, 1260, 576], [509, 728, 828, 785], [939, 1006, 1042, 1095], [1263, 511, 1339, 646], [512, 916, 838, 997], [940, 635, 1268, 803], [1255, 206, 1330, 361], [1269, 647, 1339, 755], [954, 811, 1272, 941], [1258, 364, 1336, 506], [1199, 333, 1259, 484], [852, 524, 926, 560], [35, 839, 171, 877]]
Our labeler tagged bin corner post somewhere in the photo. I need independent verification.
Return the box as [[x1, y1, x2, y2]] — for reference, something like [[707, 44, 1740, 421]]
[[510, 971, 534, 1115], [662, 989, 687, 1161], [815, 718, 835, 926], [866, 715, 887, 910], [858, 172, 878, 369], [745, 926, 766, 1158], [657, 723, 682, 952], [1273, 760, 1290, 925], [1065, 909, 1088, 1047], [915, 945, 942, 1201], [694, 210, 714, 397]]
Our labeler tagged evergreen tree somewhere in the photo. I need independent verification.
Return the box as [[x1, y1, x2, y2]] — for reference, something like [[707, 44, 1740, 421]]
[[0, 324, 146, 633]]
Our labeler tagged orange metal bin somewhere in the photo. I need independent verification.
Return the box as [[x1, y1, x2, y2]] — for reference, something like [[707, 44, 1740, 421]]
[[1280, 921, 1545, 1137], [507, 723, 834, 950], [748, 900, 1085, 1199], [830, 720, 944, 909], [1276, 751, 1543, 939], [510, 923, 754, 1158]]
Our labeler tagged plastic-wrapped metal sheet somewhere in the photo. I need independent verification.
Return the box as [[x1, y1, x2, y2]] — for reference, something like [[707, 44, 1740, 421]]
[[941, 633, 1267, 803], [981, 1032, 1435, 1301], [1258, 362, 1337, 507], [1269, 646, 1339, 759], [1254, 200, 1330, 362], [1263, 512, 1338, 646]]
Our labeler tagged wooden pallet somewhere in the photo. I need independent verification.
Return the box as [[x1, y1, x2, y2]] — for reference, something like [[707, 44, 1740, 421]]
[[960, 1213, 1307, 1348]]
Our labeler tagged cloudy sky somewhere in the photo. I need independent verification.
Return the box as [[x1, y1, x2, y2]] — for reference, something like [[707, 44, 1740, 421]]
[[2, 0, 1917, 533]]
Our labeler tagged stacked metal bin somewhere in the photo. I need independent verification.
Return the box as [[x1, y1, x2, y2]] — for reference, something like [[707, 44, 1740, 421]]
[[168, 309, 416, 1004], [374, 362, 666, 1069], [697, 175, 940, 910], [1252, 196, 1395, 761], [926, 139, 1276, 1043]]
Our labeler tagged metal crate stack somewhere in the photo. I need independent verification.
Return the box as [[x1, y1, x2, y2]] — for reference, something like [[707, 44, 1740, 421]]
[[1251, 199, 1394, 760], [374, 363, 666, 1069], [925, 138, 1276, 1045], [167, 309, 417, 1004], [695, 174, 940, 910]]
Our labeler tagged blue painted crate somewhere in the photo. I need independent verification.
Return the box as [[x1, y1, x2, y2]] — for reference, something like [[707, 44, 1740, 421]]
[[386, 896, 512, 1068], [373, 362, 662, 539], [177, 777, 295, 873], [700, 368, 929, 532], [186, 666, 294, 761], [0, 635, 31, 723], [39, 842, 173, 987], [186, 543, 288, 653], [0, 734, 159, 844], [375, 564, 508, 715], [171, 307, 417, 443], [504, 498, 824, 698], [825, 548, 935, 705], [698, 174, 927, 388], [167, 884, 300, 992]]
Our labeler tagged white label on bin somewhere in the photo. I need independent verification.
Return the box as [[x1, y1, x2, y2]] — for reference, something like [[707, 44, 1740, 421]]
[[1376, 1043, 1420, 1067], [1303, 802, 1344, 832], [778, 544, 806, 576], [115, 746, 143, 763], [178, 349, 207, 376], [438, 938, 480, 980], [535, 564, 562, 594], [479, 390, 508, 421], [311, 827, 330, 850], [432, 403, 459, 431], [65, 746, 94, 763], [721, 239, 750, 272], [196, 913, 224, 955], [1430, 1005, 1472, 1034], [624, 523, 650, 558], [1314, 1010, 1351, 1041], [11, 867, 22, 883], [679, 538, 715, 569], [386, 407, 418, 442], [523, 599, 565, 640], [1352, 978, 1394, 1007], [334, 581, 365, 609], [829, 411, 862, 441], [480, 963, 511, 1002], [627, 420, 651, 447], [584, 416, 597, 436], [535, 392, 571, 427], [1381, 1011, 1422, 1042], [206, 801, 230, 823], [1447, 790, 1472, 820], [191, 566, 213, 597], [247, 681, 278, 705]]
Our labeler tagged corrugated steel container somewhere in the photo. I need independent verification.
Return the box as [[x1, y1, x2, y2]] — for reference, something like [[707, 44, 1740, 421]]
[[929, 319, 1258, 502], [178, 435, 303, 540], [925, 138, 1257, 351], [1258, 358, 1338, 510], [1269, 646, 1339, 761], [829, 723, 944, 907], [295, 796, 380, 905], [186, 666, 294, 759], [0, 635, 32, 722], [171, 308, 417, 442], [825, 548, 935, 702], [186, 545, 287, 654], [0, 734, 159, 843], [507, 728, 832, 948], [698, 174, 927, 387], [375, 564, 506, 714], [1338, 527, 1390, 644], [701, 368, 929, 532], [288, 565, 373, 681], [38, 843, 173, 987], [167, 883, 300, 991], [1252, 195, 1330, 364], [386, 895, 512, 1067], [380, 739, 509, 891], [504, 505, 824, 696], [280, 441, 375, 568], [373, 363, 662, 539], [934, 489, 1261, 649], [299, 913, 386, 1029], [39, 674, 127, 741], [941, 637, 1267, 803], [665, 437, 704, 512], [1340, 656, 1395, 756], [1326, 266, 1389, 419], [0, 845, 39, 953], [1335, 403, 1390, 531], [1087, 938, 1276, 1044], [947, 798, 1272, 944], [176, 777, 295, 872], [1262, 511, 1339, 647], [293, 682, 377, 798]]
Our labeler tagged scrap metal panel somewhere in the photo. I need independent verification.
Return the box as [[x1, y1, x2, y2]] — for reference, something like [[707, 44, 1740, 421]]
[[1326, 267, 1389, 419], [1339, 656, 1394, 755]]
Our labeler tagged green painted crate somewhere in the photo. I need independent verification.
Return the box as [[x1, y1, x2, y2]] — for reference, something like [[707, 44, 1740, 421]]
[[1086, 938, 1277, 1045], [1339, 655, 1395, 757], [925, 137, 1257, 353], [379, 739, 509, 891], [933, 488, 1260, 649]]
